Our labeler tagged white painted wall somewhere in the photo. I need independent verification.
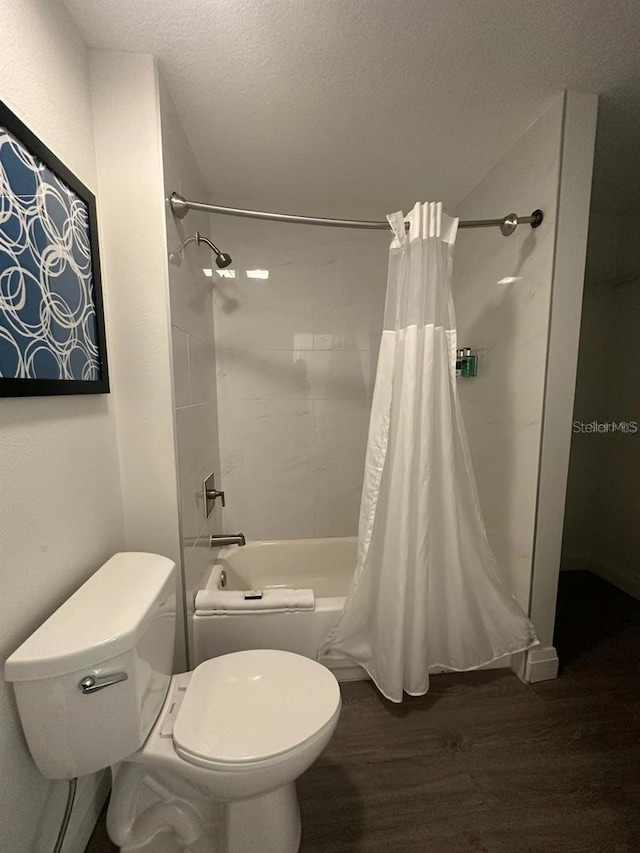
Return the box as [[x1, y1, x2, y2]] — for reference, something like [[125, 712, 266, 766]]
[[0, 3, 125, 852], [563, 211, 640, 599], [89, 52, 184, 666], [452, 91, 597, 678], [561, 214, 614, 568], [212, 214, 388, 540], [160, 77, 223, 665], [1, 31, 190, 852], [452, 95, 565, 611], [592, 234, 640, 597], [528, 92, 598, 663]]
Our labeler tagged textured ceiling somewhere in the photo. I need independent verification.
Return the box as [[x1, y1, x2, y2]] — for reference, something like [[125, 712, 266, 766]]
[[63, 0, 640, 215]]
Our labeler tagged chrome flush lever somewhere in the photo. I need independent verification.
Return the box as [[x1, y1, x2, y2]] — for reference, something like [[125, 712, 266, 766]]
[[79, 672, 128, 694]]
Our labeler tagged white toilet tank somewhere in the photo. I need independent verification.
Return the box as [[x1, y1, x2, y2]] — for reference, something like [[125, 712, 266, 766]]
[[5, 552, 176, 779]]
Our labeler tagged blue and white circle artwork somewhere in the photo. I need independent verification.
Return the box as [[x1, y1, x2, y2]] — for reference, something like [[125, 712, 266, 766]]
[[0, 126, 100, 380]]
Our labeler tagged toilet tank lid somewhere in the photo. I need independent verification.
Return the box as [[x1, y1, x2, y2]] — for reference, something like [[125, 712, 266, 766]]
[[5, 553, 176, 682]]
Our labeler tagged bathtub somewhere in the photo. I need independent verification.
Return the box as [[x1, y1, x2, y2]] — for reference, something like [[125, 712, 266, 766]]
[[192, 536, 367, 682]]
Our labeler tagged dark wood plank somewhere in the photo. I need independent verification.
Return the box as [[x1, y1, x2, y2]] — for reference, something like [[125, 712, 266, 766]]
[[85, 570, 640, 853]]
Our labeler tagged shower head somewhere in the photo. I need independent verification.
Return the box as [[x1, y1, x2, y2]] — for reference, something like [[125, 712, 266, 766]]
[[168, 231, 233, 269], [195, 232, 233, 268], [216, 252, 233, 269]]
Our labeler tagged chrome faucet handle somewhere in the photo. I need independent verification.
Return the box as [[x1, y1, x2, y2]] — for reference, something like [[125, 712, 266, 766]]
[[205, 487, 226, 508], [203, 472, 225, 517]]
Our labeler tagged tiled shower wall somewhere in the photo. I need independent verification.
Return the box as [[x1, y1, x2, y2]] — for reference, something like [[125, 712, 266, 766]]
[[212, 216, 389, 540]]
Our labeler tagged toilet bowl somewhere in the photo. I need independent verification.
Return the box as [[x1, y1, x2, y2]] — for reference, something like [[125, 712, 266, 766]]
[[5, 553, 341, 853], [109, 650, 341, 852]]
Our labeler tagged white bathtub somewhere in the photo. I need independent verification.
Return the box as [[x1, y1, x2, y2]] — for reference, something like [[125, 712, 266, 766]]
[[192, 536, 366, 681]]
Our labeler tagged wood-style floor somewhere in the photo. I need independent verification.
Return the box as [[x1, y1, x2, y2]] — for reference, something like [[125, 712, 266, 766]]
[[85, 571, 640, 853]]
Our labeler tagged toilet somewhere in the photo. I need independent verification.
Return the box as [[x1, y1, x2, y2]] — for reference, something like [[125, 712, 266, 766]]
[[5, 552, 341, 853]]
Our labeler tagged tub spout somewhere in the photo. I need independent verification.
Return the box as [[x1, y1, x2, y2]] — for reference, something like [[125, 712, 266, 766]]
[[210, 533, 246, 548]]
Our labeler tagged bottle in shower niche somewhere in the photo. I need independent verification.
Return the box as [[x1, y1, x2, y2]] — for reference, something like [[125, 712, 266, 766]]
[[462, 348, 478, 377]]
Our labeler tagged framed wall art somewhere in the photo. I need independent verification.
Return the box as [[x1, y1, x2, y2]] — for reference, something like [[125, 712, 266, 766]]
[[0, 101, 109, 396]]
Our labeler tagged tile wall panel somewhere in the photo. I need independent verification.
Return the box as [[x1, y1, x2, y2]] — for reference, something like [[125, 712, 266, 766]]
[[212, 216, 389, 540]]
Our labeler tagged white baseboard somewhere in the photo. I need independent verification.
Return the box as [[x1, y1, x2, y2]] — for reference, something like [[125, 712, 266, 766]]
[[590, 562, 640, 602], [324, 658, 369, 682], [62, 770, 110, 853], [327, 655, 514, 685], [333, 665, 369, 682], [523, 646, 559, 683], [510, 650, 526, 681]]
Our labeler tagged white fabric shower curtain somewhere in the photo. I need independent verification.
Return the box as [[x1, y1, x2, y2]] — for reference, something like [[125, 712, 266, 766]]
[[321, 202, 538, 702]]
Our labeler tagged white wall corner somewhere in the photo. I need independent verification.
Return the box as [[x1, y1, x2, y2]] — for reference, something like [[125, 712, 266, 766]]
[[523, 646, 560, 684], [88, 50, 185, 669], [529, 90, 599, 654]]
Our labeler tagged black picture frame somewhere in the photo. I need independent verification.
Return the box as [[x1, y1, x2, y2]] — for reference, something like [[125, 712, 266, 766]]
[[0, 101, 109, 396]]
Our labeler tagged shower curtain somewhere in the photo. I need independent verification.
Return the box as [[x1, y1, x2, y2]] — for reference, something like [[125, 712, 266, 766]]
[[320, 202, 538, 702]]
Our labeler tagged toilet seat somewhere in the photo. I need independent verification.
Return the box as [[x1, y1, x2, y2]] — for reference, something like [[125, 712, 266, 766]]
[[173, 650, 341, 770]]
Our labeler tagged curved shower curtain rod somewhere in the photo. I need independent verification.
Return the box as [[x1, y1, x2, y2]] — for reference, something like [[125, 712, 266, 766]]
[[170, 193, 543, 238]]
